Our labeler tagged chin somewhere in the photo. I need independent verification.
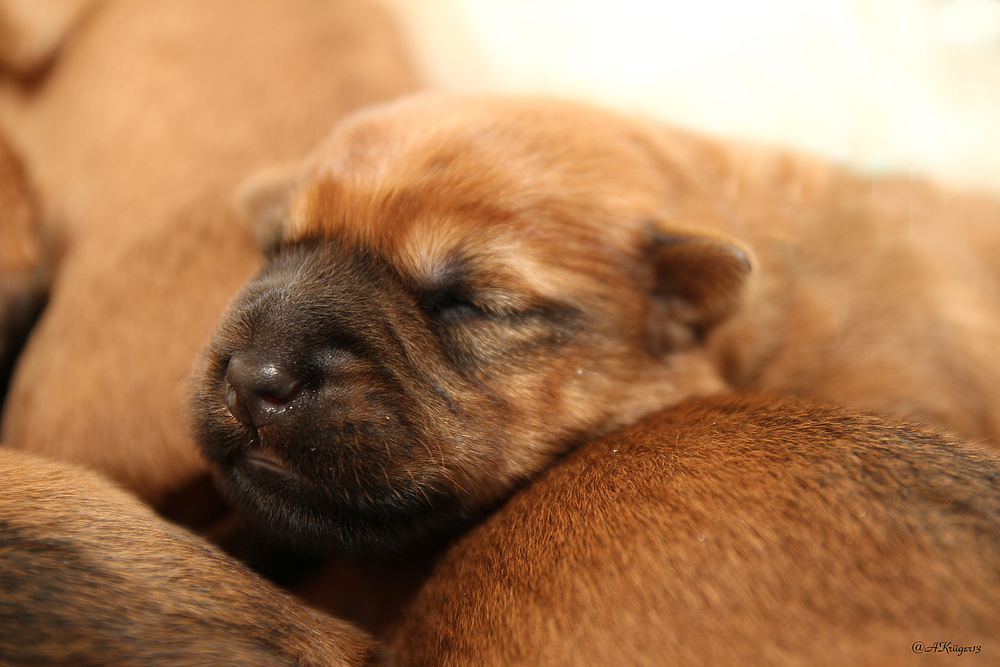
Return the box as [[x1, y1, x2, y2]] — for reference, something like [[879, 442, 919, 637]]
[[214, 453, 467, 555]]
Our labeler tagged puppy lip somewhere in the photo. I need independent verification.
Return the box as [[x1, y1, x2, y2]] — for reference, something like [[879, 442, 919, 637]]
[[242, 445, 296, 478]]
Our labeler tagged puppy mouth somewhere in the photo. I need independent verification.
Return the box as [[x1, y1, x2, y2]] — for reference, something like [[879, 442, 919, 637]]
[[206, 416, 474, 555], [242, 444, 296, 478]]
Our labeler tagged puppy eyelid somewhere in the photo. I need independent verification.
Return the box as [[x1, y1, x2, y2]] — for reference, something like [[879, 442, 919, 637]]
[[421, 282, 554, 324], [426, 291, 486, 323], [437, 299, 483, 323]]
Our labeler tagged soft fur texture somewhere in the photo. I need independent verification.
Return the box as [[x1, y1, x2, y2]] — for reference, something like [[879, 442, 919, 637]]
[[0, 448, 381, 667], [0, 0, 419, 505], [392, 394, 1000, 666], [191, 94, 1000, 555]]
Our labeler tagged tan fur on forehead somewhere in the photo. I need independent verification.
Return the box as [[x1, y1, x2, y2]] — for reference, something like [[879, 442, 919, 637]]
[[283, 95, 686, 293], [291, 188, 611, 313], [289, 97, 677, 225]]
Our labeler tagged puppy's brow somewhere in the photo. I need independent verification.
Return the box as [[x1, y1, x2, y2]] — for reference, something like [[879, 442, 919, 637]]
[[418, 254, 470, 292], [417, 267, 472, 313]]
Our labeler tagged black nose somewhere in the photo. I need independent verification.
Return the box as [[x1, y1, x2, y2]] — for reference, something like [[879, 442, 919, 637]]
[[225, 353, 302, 428]]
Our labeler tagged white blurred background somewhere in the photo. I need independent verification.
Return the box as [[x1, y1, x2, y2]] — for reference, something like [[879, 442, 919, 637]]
[[383, 0, 1000, 192]]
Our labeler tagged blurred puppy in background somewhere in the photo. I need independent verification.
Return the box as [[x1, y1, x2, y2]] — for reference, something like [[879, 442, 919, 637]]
[[192, 94, 1000, 560], [0, 0, 419, 512]]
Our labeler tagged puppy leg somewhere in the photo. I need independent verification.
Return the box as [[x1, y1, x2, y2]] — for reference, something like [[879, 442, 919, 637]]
[[0, 448, 382, 667]]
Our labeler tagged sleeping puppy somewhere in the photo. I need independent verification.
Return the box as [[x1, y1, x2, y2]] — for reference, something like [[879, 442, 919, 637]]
[[0, 0, 418, 507], [190, 94, 1000, 554], [0, 448, 381, 667], [392, 394, 1000, 666]]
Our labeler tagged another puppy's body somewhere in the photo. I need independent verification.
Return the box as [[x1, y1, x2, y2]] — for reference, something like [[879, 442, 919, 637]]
[[193, 95, 1000, 554], [705, 160, 1000, 444], [0, 448, 380, 667], [0, 0, 418, 504], [393, 394, 1000, 666]]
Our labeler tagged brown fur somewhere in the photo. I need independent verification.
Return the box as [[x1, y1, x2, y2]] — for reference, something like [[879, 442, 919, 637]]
[[0, 448, 381, 667], [392, 394, 1000, 666], [0, 0, 419, 505], [190, 94, 1000, 556]]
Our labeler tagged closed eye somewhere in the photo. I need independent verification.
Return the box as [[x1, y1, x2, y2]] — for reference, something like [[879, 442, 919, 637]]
[[436, 296, 483, 323], [423, 288, 487, 323]]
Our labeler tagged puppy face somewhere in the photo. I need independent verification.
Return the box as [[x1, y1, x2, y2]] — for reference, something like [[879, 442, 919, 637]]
[[190, 95, 750, 554]]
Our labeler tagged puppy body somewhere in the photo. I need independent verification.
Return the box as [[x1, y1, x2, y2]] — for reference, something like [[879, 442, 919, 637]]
[[0, 448, 381, 667], [0, 0, 418, 504], [192, 94, 1000, 554], [392, 394, 1000, 666], [707, 163, 1000, 446]]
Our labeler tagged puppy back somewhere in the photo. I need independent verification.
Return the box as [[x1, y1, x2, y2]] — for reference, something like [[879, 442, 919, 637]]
[[394, 394, 1000, 666]]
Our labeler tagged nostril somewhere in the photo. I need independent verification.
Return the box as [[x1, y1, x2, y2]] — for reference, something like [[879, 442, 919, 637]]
[[260, 384, 302, 406], [224, 353, 303, 428]]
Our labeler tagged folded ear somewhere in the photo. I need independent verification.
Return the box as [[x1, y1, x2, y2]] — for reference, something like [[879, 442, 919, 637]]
[[0, 0, 98, 75], [234, 162, 306, 255], [644, 229, 752, 356]]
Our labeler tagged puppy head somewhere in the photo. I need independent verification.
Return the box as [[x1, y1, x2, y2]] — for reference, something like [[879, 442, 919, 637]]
[[190, 95, 751, 555]]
